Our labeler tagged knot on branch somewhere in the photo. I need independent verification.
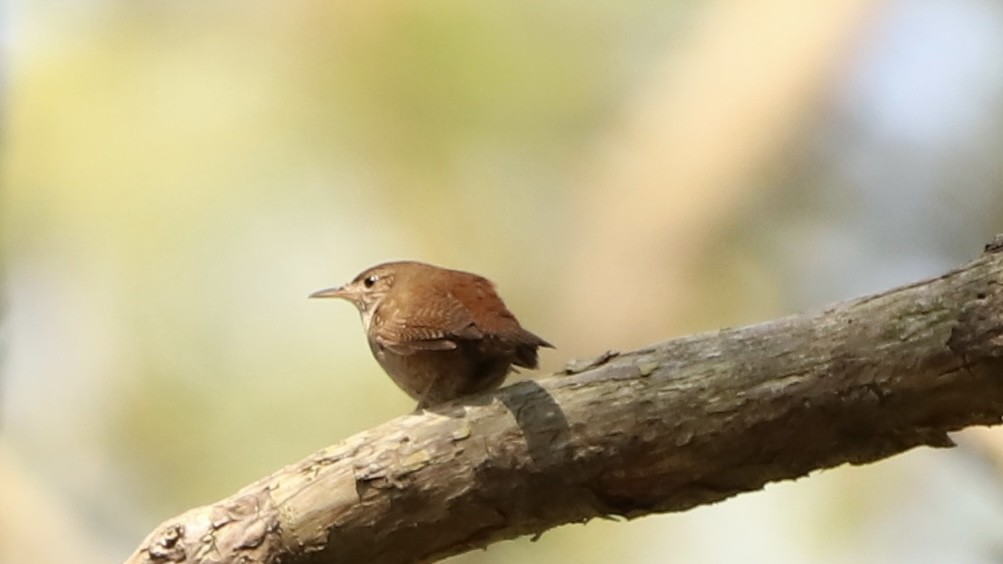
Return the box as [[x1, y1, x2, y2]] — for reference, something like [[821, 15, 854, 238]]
[[983, 234, 1003, 254]]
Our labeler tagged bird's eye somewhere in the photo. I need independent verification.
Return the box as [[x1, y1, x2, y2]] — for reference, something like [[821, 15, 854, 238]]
[[363, 275, 378, 288]]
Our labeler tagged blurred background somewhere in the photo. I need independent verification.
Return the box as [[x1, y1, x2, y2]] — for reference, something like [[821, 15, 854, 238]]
[[4, 0, 1003, 562]]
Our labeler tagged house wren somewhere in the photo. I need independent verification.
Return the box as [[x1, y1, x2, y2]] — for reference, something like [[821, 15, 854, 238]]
[[310, 261, 552, 409]]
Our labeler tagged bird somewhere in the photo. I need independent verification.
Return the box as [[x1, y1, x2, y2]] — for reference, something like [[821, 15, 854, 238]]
[[310, 261, 552, 409]]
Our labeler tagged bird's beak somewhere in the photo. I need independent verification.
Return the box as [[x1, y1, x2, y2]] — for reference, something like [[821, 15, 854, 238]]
[[309, 286, 350, 299]]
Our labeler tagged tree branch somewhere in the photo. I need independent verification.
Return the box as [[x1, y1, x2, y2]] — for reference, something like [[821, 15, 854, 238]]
[[128, 241, 1003, 564]]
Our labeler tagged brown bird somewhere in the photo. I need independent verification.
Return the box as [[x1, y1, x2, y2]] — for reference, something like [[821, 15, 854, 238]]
[[310, 261, 552, 409]]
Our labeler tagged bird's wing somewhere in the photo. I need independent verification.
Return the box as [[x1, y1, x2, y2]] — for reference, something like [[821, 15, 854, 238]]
[[448, 273, 551, 349], [372, 291, 483, 355]]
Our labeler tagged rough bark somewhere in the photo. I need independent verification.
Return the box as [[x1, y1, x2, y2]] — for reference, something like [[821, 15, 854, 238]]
[[128, 239, 1003, 564]]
